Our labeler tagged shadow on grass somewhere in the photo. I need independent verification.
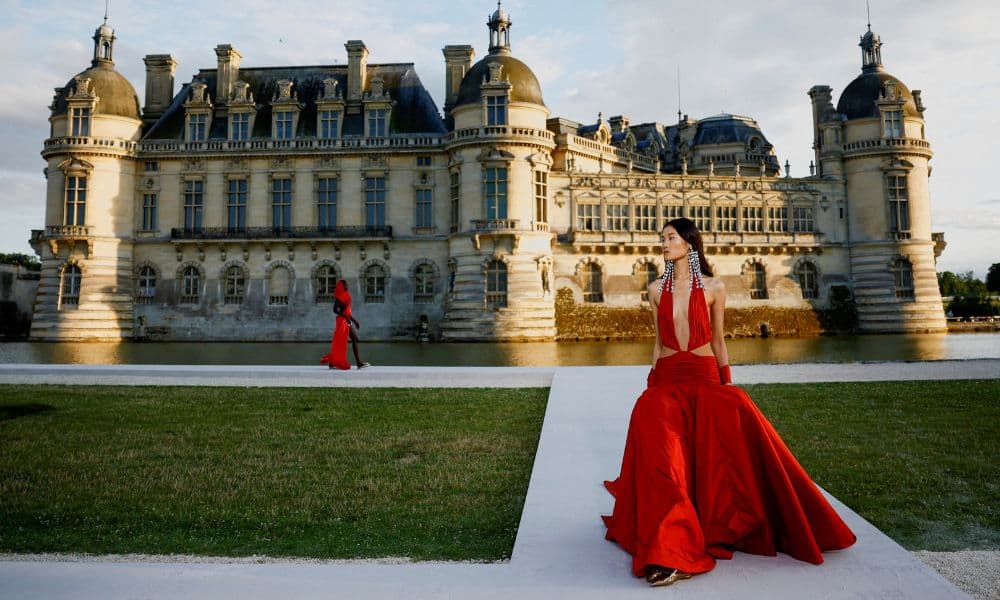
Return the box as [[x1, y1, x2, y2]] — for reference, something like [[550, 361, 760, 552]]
[[0, 403, 55, 422]]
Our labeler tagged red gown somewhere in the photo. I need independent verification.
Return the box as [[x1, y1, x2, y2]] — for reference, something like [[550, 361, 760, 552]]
[[603, 284, 855, 577], [319, 281, 352, 370]]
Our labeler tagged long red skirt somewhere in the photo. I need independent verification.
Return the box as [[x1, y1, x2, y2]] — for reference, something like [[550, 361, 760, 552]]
[[319, 317, 351, 370], [603, 352, 855, 577]]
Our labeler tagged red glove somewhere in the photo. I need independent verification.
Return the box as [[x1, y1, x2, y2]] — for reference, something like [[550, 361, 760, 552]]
[[719, 364, 732, 385]]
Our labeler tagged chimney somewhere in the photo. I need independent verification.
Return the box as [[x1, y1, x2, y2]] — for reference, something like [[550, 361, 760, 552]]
[[215, 44, 242, 104], [807, 85, 833, 173], [442, 45, 475, 116], [345, 40, 369, 113], [142, 54, 178, 121], [609, 115, 630, 134]]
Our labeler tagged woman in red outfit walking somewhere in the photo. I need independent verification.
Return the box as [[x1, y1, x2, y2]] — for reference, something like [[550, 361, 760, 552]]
[[603, 218, 855, 587], [320, 280, 370, 370]]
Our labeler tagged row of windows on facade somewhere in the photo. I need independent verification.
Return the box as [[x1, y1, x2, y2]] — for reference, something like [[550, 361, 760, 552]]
[[64, 168, 547, 233]]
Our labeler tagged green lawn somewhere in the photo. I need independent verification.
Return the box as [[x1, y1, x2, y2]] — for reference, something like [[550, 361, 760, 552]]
[[0, 385, 548, 560], [0, 380, 997, 559]]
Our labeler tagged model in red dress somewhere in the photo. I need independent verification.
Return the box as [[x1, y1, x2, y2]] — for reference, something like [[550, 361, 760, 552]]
[[602, 218, 855, 587], [320, 280, 369, 370]]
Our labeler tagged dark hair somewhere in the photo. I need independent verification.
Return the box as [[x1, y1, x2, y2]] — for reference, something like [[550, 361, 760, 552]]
[[664, 217, 713, 277]]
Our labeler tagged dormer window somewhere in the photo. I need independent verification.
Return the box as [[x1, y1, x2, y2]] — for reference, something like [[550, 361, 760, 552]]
[[883, 109, 902, 138], [319, 110, 341, 139], [486, 95, 507, 126], [274, 111, 294, 140], [188, 114, 207, 141], [71, 107, 91, 136], [230, 112, 250, 141], [366, 108, 387, 137]]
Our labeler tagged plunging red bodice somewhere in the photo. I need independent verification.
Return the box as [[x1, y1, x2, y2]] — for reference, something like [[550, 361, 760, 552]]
[[657, 286, 712, 352]]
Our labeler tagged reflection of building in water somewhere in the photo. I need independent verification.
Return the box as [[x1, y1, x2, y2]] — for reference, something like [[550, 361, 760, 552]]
[[29, 7, 946, 341]]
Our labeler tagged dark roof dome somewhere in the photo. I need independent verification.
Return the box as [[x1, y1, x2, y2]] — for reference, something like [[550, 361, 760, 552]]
[[836, 71, 919, 120], [454, 54, 544, 108], [691, 114, 772, 148], [51, 63, 141, 120]]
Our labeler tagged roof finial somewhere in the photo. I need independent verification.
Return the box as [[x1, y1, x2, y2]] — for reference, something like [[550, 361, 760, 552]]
[[497, 0, 502, 10], [104, 0, 110, 25], [676, 65, 682, 123], [866, 0, 871, 32]]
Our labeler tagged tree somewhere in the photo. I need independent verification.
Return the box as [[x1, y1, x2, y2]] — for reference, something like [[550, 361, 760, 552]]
[[987, 263, 1000, 294], [0, 253, 40, 272]]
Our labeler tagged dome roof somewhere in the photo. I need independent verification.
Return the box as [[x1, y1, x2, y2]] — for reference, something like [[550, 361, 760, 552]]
[[453, 53, 544, 109], [836, 71, 920, 120], [691, 114, 772, 148], [51, 62, 141, 120]]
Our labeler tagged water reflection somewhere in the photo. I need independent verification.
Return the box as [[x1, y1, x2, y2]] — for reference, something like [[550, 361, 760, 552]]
[[1, 332, 998, 366]]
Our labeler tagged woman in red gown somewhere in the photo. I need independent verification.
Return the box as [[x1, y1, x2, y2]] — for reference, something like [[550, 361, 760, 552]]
[[603, 218, 855, 587], [320, 280, 369, 370]]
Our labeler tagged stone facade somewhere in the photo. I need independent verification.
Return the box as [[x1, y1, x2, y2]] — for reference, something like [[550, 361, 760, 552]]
[[29, 10, 946, 341]]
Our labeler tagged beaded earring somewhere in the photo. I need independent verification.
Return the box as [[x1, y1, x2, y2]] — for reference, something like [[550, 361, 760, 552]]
[[659, 259, 675, 293], [688, 247, 705, 290]]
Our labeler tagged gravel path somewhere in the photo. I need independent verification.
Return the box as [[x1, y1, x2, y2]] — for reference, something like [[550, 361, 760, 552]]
[[914, 551, 1000, 600]]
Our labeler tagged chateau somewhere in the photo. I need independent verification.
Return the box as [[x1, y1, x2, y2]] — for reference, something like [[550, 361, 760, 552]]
[[30, 7, 946, 341]]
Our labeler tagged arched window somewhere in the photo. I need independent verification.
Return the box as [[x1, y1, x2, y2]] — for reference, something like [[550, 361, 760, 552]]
[[485, 260, 507, 309], [413, 264, 435, 303], [268, 266, 290, 305], [314, 265, 339, 303], [796, 262, 819, 300], [60, 265, 82, 308], [364, 264, 387, 303], [180, 266, 200, 304], [639, 262, 659, 302], [136, 266, 156, 304], [748, 263, 768, 299], [225, 266, 246, 304], [583, 263, 604, 303], [892, 258, 915, 299]]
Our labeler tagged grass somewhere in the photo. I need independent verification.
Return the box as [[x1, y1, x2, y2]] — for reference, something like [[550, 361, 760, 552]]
[[0, 380, 997, 558], [747, 380, 999, 551], [0, 385, 548, 560]]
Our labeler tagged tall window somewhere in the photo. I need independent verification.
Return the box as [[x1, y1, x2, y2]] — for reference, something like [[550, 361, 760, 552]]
[[136, 266, 156, 303], [231, 112, 249, 141], [742, 206, 762, 233], [793, 207, 814, 232], [314, 265, 338, 303], [274, 111, 294, 139], [796, 262, 819, 299], [144, 161, 158, 172], [227, 179, 247, 233], [892, 258, 915, 299], [486, 95, 507, 126], [319, 110, 340, 139], [224, 266, 246, 304], [364, 264, 387, 303], [484, 167, 508, 220], [640, 262, 658, 302], [415, 189, 433, 229], [663, 204, 683, 222], [60, 265, 82, 307], [689, 205, 711, 231], [272, 178, 292, 232], [364, 177, 386, 228], [716, 205, 737, 233], [887, 175, 910, 232], [367, 109, 387, 137], [883, 109, 903, 138], [141, 193, 157, 231], [534, 171, 548, 223], [606, 204, 628, 231], [268, 266, 290, 305], [188, 114, 207, 141], [634, 204, 656, 232], [64, 176, 87, 226], [449, 171, 461, 233], [768, 207, 787, 232], [577, 203, 600, 231], [582, 263, 604, 303], [180, 266, 200, 303], [317, 178, 338, 230], [748, 263, 768, 299], [416, 156, 432, 167], [183, 180, 203, 232], [71, 107, 91, 136], [485, 260, 507, 309], [413, 263, 435, 303]]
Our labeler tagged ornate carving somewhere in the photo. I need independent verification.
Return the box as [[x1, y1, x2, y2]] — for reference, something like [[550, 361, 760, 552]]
[[322, 78, 341, 100]]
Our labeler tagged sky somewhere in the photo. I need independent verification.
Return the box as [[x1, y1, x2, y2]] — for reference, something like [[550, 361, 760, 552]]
[[1, 0, 997, 277]]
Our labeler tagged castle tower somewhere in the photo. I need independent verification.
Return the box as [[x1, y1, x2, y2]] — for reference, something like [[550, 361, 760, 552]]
[[29, 20, 142, 340], [829, 25, 945, 332], [441, 3, 556, 340]]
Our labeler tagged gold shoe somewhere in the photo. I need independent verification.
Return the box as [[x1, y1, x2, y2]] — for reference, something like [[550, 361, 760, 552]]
[[646, 566, 692, 587]]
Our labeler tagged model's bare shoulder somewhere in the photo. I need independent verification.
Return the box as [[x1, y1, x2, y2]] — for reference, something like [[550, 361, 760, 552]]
[[647, 279, 663, 306], [703, 276, 726, 302]]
